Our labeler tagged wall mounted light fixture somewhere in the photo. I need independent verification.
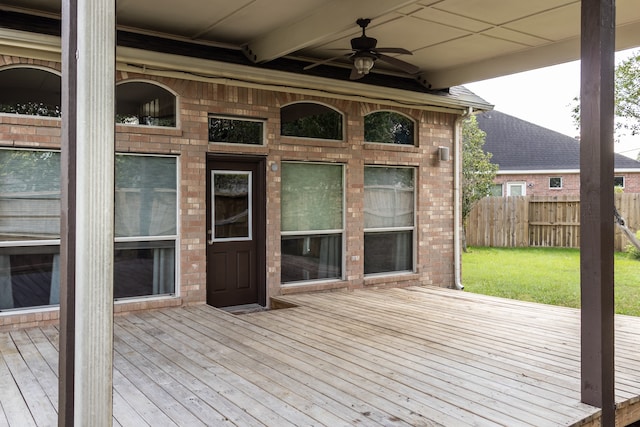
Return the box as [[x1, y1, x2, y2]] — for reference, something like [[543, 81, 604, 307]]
[[438, 146, 450, 162]]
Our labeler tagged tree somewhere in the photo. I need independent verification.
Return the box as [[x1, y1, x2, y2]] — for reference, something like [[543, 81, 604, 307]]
[[462, 115, 498, 251], [572, 50, 640, 139]]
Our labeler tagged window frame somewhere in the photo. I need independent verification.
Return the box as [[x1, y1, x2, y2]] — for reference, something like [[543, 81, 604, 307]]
[[115, 79, 179, 128], [208, 115, 266, 146], [364, 110, 416, 146], [490, 183, 504, 197], [0, 65, 62, 119], [0, 148, 180, 311], [506, 182, 526, 196], [549, 176, 563, 189], [363, 165, 416, 276], [280, 161, 345, 285], [280, 101, 345, 142], [614, 176, 625, 189]]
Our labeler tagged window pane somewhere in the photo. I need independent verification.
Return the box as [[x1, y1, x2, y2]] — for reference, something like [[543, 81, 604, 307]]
[[364, 231, 413, 274], [549, 177, 562, 188], [281, 234, 341, 283], [214, 172, 250, 239], [614, 176, 625, 188], [0, 150, 60, 241], [281, 163, 343, 232], [114, 240, 175, 299], [489, 184, 503, 196], [0, 68, 61, 117], [364, 167, 414, 228], [364, 111, 414, 145], [0, 246, 59, 310], [281, 103, 342, 140], [116, 82, 176, 127], [115, 155, 177, 237], [209, 117, 263, 144]]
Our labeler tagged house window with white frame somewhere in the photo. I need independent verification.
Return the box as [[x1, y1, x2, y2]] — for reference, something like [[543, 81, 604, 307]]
[[364, 166, 414, 275], [280, 162, 343, 283], [490, 184, 503, 196], [549, 177, 563, 189], [506, 182, 526, 196], [0, 149, 178, 311], [614, 176, 625, 188]]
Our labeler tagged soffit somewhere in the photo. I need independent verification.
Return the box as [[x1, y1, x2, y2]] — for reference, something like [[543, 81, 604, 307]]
[[1, 0, 639, 89]]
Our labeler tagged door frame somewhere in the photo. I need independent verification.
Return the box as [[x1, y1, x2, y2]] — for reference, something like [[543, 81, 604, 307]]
[[206, 154, 267, 307]]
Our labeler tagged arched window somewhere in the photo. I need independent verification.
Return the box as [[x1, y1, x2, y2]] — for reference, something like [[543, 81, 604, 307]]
[[116, 81, 176, 127], [364, 111, 415, 145], [280, 102, 343, 140], [0, 67, 61, 117]]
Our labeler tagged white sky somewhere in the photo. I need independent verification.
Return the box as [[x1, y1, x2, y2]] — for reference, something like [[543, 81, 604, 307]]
[[465, 48, 640, 160]]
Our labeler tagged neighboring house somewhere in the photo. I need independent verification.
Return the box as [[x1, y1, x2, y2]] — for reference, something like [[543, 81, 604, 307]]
[[0, 11, 493, 326], [476, 110, 640, 196]]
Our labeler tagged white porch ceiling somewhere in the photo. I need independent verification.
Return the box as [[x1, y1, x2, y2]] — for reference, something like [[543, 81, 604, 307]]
[[2, 0, 640, 88]]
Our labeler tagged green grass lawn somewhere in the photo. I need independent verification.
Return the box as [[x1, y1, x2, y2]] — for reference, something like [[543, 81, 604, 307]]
[[462, 246, 640, 316]]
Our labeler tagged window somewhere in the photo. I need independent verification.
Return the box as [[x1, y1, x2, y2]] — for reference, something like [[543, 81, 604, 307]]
[[0, 149, 178, 311], [114, 154, 178, 299], [364, 166, 414, 275], [614, 176, 625, 188], [281, 163, 343, 283], [549, 177, 563, 189], [0, 67, 61, 117], [364, 111, 415, 145], [280, 102, 343, 140], [116, 81, 176, 127], [209, 116, 264, 145], [507, 182, 526, 196], [0, 149, 60, 309], [489, 184, 503, 197]]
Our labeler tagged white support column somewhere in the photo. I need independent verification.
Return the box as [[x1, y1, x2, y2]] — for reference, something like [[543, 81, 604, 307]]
[[74, 0, 115, 424]]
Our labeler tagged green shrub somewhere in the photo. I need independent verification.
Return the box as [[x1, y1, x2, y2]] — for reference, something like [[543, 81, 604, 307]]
[[625, 230, 640, 260]]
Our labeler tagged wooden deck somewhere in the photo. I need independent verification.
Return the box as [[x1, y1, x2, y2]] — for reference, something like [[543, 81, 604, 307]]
[[2, 286, 640, 426]]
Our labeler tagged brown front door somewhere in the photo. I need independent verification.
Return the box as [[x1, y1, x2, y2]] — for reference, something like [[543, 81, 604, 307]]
[[206, 156, 266, 308]]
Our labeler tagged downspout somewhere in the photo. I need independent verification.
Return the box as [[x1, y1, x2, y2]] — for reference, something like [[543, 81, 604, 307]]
[[453, 107, 473, 290]]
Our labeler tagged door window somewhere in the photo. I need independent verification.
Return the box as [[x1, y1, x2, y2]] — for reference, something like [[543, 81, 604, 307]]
[[212, 171, 252, 241]]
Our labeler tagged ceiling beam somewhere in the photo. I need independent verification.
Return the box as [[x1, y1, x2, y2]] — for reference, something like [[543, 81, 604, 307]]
[[242, 0, 418, 63]]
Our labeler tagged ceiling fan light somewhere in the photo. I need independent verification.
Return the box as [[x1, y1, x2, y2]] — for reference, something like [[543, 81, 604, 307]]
[[354, 56, 374, 75]]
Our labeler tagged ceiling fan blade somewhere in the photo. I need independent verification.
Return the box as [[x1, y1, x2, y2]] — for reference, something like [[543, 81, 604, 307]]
[[350, 67, 366, 80], [303, 54, 350, 71], [374, 47, 412, 55], [377, 54, 420, 74]]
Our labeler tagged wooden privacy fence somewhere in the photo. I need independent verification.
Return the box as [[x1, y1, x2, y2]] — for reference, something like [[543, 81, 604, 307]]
[[466, 194, 640, 251]]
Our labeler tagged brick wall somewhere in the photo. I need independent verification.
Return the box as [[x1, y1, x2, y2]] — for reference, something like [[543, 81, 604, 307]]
[[0, 56, 458, 328], [495, 172, 640, 196]]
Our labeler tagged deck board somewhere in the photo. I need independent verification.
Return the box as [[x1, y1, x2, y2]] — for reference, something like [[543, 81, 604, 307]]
[[1, 286, 640, 426]]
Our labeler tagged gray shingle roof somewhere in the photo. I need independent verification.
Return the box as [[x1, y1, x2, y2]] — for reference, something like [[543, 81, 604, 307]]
[[476, 110, 640, 171]]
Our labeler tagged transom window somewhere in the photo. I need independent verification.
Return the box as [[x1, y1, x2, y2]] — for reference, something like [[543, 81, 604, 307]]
[[116, 81, 176, 127], [549, 177, 563, 189], [280, 162, 343, 283], [364, 111, 415, 145], [0, 149, 178, 311], [280, 102, 343, 140], [0, 67, 61, 117], [364, 166, 414, 275], [209, 116, 265, 145]]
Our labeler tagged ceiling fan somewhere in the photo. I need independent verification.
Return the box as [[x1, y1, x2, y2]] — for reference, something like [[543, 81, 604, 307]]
[[304, 18, 420, 80]]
